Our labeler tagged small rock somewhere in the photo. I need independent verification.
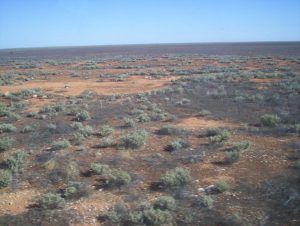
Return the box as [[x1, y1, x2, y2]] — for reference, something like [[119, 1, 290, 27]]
[[197, 187, 205, 192], [204, 185, 219, 194]]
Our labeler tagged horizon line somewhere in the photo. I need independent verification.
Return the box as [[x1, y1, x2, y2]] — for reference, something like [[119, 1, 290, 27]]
[[1, 40, 300, 51]]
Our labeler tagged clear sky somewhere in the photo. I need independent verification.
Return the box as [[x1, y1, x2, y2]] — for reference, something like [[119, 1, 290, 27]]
[[0, 0, 300, 49]]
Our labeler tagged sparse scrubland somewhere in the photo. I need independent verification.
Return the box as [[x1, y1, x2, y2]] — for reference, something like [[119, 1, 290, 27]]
[[0, 48, 299, 226]]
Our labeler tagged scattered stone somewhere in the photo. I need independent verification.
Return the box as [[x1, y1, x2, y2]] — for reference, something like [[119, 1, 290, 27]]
[[204, 185, 219, 194]]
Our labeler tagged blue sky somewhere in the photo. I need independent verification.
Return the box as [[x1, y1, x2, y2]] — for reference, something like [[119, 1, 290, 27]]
[[0, 0, 300, 49]]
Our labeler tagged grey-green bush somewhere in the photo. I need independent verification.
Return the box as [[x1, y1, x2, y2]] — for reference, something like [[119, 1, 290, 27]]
[[99, 125, 114, 137], [159, 167, 191, 188], [0, 170, 12, 188], [0, 123, 16, 133], [51, 139, 70, 150], [63, 181, 87, 200], [74, 110, 91, 121], [153, 196, 176, 211], [3, 151, 26, 173], [0, 137, 14, 152], [37, 192, 65, 209], [119, 130, 147, 149], [260, 114, 281, 127]]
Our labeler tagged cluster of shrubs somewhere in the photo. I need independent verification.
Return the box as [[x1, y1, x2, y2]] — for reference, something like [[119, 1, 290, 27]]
[[0, 151, 26, 188], [89, 163, 131, 188], [40, 103, 65, 115], [100, 196, 176, 226], [206, 128, 231, 144], [37, 181, 87, 209], [70, 122, 94, 145], [165, 139, 189, 152], [0, 103, 21, 121], [223, 141, 250, 164]]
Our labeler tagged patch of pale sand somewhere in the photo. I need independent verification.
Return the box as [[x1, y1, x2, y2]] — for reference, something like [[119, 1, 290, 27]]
[[175, 117, 239, 131], [67, 191, 122, 226], [0, 189, 39, 215], [0, 76, 174, 96]]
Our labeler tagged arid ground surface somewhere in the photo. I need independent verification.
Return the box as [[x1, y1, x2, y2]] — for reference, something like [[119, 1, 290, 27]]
[[0, 43, 300, 226]]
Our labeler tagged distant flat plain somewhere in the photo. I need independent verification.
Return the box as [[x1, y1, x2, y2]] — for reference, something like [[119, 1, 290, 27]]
[[1, 42, 300, 58]]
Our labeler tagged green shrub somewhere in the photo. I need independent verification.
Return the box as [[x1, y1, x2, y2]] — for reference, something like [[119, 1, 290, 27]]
[[100, 209, 122, 224], [215, 179, 231, 192], [224, 151, 240, 164], [198, 110, 212, 117], [71, 122, 94, 137], [123, 117, 135, 128], [74, 110, 90, 121], [0, 123, 16, 133], [286, 124, 300, 133], [157, 124, 177, 135], [165, 139, 185, 152], [63, 181, 87, 200], [37, 192, 65, 209], [260, 114, 281, 127], [40, 103, 65, 114], [0, 137, 14, 152], [71, 132, 86, 145], [21, 125, 35, 133], [47, 123, 57, 132], [51, 139, 70, 150], [6, 112, 21, 121], [159, 167, 191, 188], [149, 112, 166, 121], [26, 111, 39, 118], [119, 130, 147, 149], [153, 196, 176, 211], [143, 208, 173, 226], [138, 114, 151, 123], [202, 196, 214, 209], [209, 130, 231, 144], [90, 163, 111, 175], [99, 125, 114, 137], [228, 141, 250, 152], [3, 151, 26, 173], [0, 170, 12, 188], [107, 169, 131, 188], [99, 137, 113, 148], [206, 127, 222, 137]]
